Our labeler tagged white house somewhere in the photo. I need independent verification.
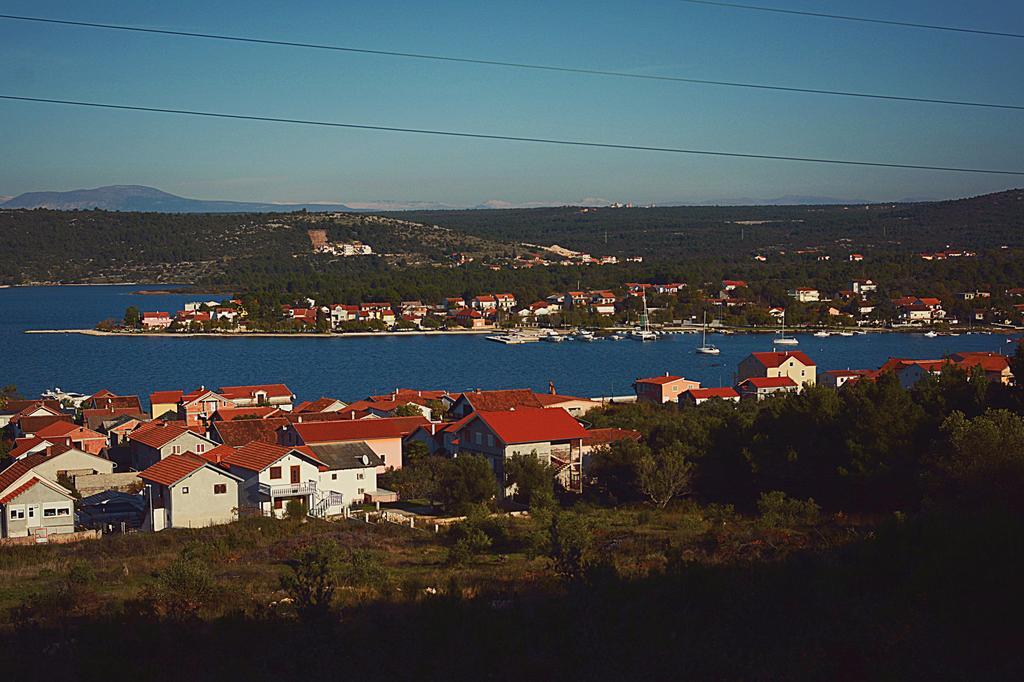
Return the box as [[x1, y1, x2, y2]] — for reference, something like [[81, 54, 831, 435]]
[[222, 441, 327, 518], [139, 453, 243, 531], [0, 456, 76, 539]]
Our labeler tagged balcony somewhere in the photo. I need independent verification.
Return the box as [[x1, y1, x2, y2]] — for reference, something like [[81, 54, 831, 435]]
[[258, 481, 317, 499]]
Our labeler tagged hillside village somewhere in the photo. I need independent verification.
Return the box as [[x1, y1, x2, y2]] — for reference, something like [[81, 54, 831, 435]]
[[0, 342, 1013, 541]]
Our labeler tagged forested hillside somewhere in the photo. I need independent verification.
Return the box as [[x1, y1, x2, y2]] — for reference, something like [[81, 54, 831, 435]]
[[389, 189, 1024, 260]]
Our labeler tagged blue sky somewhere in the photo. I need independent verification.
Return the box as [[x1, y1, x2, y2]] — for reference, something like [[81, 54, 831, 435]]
[[1, 0, 1022, 206]]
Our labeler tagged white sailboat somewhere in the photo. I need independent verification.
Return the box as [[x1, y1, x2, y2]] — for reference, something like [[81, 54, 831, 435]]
[[629, 291, 658, 341], [696, 312, 720, 355], [774, 310, 799, 346]]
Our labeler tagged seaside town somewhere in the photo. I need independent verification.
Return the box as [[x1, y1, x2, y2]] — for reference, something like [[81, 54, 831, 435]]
[[0, 340, 1013, 541], [104, 273, 1024, 337]]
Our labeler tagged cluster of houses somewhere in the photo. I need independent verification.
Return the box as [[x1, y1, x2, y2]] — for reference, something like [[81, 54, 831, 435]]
[[634, 348, 1014, 407], [0, 382, 638, 540]]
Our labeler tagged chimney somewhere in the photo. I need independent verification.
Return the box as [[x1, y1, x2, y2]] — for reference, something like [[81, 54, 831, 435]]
[[549, 381, 556, 395]]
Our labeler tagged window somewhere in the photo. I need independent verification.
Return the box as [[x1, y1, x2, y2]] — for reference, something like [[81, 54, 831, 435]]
[[57, 507, 70, 516], [356, 473, 364, 480], [181, 487, 189, 494], [487, 434, 494, 447], [357, 488, 364, 495], [331, 473, 337, 480], [27, 507, 34, 518], [213, 484, 227, 495], [475, 432, 482, 445], [270, 466, 282, 480], [273, 498, 283, 510], [44, 508, 57, 517], [9, 508, 24, 520], [172, 445, 181, 455], [196, 443, 205, 453]]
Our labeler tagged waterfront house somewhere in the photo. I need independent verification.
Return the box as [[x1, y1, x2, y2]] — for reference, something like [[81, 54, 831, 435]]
[[680, 387, 741, 405], [222, 442, 324, 518], [127, 421, 219, 470], [821, 369, 874, 389], [634, 374, 702, 404], [455, 308, 487, 328], [139, 454, 242, 531], [0, 455, 76, 539], [737, 351, 817, 388], [218, 384, 295, 411], [82, 406, 147, 432], [179, 388, 236, 427], [278, 416, 429, 472], [471, 295, 498, 311], [141, 311, 172, 329], [454, 407, 588, 494], [448, 389, 545, 418], [737, 377, 799, 400], [0, 400, 64, 430]]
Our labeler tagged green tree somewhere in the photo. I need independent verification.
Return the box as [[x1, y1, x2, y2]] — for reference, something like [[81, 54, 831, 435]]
[[637, 442, 695, 508], [548, 512, 593, 582], [281, 539, 343, 620], [150, 556, 217, 618], [440, 455, 498, 513], [587, 439, 650, 504], [123, 306, 141, 328], [393, 403, 424, 417], [504, 452, 556, 509], [930, 409, 1024, 511]]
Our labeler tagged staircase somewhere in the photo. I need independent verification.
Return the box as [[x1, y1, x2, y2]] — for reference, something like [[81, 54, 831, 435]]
[[310, 490, 346, 518]]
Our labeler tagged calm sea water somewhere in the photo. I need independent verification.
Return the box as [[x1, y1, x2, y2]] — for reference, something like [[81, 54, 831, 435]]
[[1, 285, 1013, 405]]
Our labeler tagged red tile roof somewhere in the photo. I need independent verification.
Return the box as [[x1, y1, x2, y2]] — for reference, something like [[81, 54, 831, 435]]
[[193, 444, 237, 464], [739, 377, 798, 389], [0, 453, 49, 494], [8, 437, 49, 459], [211, 417, 290, 447], [222, 441, 322, 472], [583, 428, 642, 447], [149, 390, 184, 405], [460, 389, 545, 411], [127, 421, 192, 449], [34, 421, 104, 442], [749, 351, 816, 368], [214, 406, 282, 421], [218, 384, 294, 401], [0, 477, 44, 504], [293, 397, 347, 413], [289, 416, 429, 444], [635, 375, 683, 385], [138, 454, 207, 487], [16, 415, 73, 434], [466, 408, 587, 445], [686, 387, 740, 400]]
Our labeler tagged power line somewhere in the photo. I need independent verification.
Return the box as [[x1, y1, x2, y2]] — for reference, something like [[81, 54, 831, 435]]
[[0, 14, 1020, 112], [678, 0, 1024, 40], [2, 94, 1021, 176]]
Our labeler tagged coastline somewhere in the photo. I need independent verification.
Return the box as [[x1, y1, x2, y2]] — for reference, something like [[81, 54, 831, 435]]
[[24, 326, 1016, 338]]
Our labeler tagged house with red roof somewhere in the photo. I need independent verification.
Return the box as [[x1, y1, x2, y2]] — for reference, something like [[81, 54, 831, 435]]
[[218, 384, 295, 411], [127, 421, 218, 470], [141, 311, 172, 329], [453, 408, 588, 494], [737, 351, 817, 388], [222, 442, 326, 517], [821, 369, 874, 389], [278, 416, 429, 473], [948, 352, 1014, 385], [139, 453, 243, 531], [454, 307, 487, 328], [0, 400, 64, 431], [212, 406, 283, 421], [293, 397, 348, 414], [0, 454, 76, 538], [634, 374, 701, 404], [33, 421, 107, 455], [210, 417, 290, 447], [148, 390, 184, 420], [179, 388, 236, 427], [736, 376, 799, 400], [680, 387, 741, 405]]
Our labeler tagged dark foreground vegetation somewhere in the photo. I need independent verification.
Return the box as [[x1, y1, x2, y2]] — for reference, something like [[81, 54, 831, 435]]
[[3, 364, 1024, 679]]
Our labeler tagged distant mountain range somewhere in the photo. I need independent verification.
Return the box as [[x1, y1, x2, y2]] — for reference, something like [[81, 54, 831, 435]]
[[0, 185, 352, 213]]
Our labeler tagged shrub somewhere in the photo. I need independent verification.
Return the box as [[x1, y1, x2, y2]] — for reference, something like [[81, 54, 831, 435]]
[[548, 512, 593, 581], [757, 491, 821, 528], [149, 556, 217, 618], [281, 539, 342, 620], [286, 499, 307, 520]]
